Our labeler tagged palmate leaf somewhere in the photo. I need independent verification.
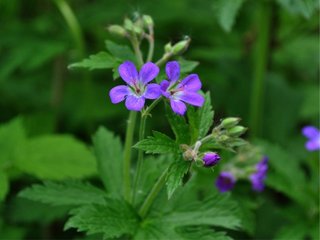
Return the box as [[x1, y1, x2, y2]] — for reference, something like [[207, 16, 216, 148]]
[[65, 197, 139, 239], [19, 181, 106, 206], [212, 0, 245, 32], [134, 131, 178, 154], [188, 92, 214, 142], [14, 135, 97, 180], [105, 40, 136, 63], [92, 127, 123, 194], [68, 52, 116, 70]]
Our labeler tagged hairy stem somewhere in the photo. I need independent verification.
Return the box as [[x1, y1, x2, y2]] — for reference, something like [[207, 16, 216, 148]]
[[146, 26, 154, 62], [156, 53, 172, 66], [123, 111, 137, 202], [139, 167, 169, 218]]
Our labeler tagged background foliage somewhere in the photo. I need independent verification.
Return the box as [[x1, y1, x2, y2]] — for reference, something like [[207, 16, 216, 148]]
[[0, 0, 319, 239]]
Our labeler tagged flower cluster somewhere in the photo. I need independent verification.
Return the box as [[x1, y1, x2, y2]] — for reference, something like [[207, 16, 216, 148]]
[[109, 61, 204, 115], [249, 156, 269, 192], [302, 126, 320, 151]]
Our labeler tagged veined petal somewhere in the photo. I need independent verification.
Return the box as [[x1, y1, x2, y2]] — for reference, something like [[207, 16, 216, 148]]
[[125, 95, 145, 111], [302, 126, 319, 139], [179, 74, 202, 91], [160, 80, 170, 98], [139, 62, 159, 84], [119, 61, 138, 85], [144, 83, 161, 99], [165, 61, 180, 82], [178, 91, 204, 107], [109, 85, 129, 104], [170, 99, 187, 115], [306, 139, 320, 151]]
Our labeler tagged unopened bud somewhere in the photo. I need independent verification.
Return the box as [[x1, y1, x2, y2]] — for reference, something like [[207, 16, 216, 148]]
[[172, 37, 191, 55], [183, 149, 196, 161], [107, 25, 127, 37], [143, 15, 154, 27], [202, 152, 221, 167], [221, 117, 241, 129], [124, 18, 134, 31], [164, 42, 173, 53], [228, 126, 247, 137]]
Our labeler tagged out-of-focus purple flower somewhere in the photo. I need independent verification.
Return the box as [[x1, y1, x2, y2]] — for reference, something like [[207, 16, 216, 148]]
[[249, 156, 268, 192], [203, 152, 221, 167], [216, 172, 236, 192], [302, 126, 320, 151], [109, 61, 161, 111], [160, 61, 204, 115]]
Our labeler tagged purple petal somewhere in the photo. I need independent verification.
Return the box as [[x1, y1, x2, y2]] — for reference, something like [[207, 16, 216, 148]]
[[306, 139, 320, 151], [165, 61, 180, 82], [160, 80, 170, 98], [302, 126, 319, 139], [170, 99, 187, 115], [215, 172, 236, 193], [178, 91, 204, 107], [119, 61, 138, 85], [179, 74, 202, 91], [144, 83, 161, 99], [109, 85, 129, 104], [125, 95, 145, 111], [139, 62, 159, 84]]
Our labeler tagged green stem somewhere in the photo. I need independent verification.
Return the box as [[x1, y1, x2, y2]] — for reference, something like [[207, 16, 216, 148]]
[[155, 53, 172, 66], [132, 98, 162, 203], [249, 2, 271, 138], [139, 167, 169, 218], [131, 36, 144, 67], [123, 111, 137, 202], [146, 27, 154, 62]]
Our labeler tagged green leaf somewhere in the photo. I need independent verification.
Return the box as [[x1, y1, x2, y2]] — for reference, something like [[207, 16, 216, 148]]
[[92, 127, 123, 194], [19, 181, 106, 206], [0, 117, 26, 169], [277, 0, 319, 19], [134, 131, 178, 154], [14, 135, 97, 180], [178, 58, 199, 73], [166, 105, 191, 144], [212, 0, 245, 32], [105, 40, 136, 62], [0, 172, 9, 201], [68, 52, 116, 70], [188, 92, 214, 142], [166, 158, 191, 199], [65, 197, 139, 239]]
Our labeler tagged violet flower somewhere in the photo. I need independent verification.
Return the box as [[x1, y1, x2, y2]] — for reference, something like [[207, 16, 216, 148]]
[[203, 152, 220, 167], [249, 156, 268, 192], [109, 61, 161, 111], [215, 171, 236, 192], [160, 61, 204, 115], [302, 126, 320, 151]]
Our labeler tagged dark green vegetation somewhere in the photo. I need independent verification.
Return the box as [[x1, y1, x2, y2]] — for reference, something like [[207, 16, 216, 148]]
[[0, 0, 319, 239]]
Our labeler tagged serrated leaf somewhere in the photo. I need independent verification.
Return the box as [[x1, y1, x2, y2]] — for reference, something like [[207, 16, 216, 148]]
[[14, 135, 97, 180], [134, 131, 178, 154], [105, 40, 136, 62], [68, 52, 116, 70], [166, 105, 191, 144], [213, 0, 245, 32], [188, 92, 214, 142], [92, 127, 123, 194], [19, 181, 106, 206], [0, 117, 26, 169], [0, 172, 9, 201], [178, 58, 199, 73], [166, 158, 191, 199], [65, 198, 139, 239]]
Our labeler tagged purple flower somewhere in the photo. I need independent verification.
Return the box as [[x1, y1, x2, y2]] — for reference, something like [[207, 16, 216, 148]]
[[109, 61, 161, 111], [215, 172, 236, 192], [203, 152, 221, 167], [249, 156, 268, 192], [302, 126, 320, 151], [160, 61, 204, 115]]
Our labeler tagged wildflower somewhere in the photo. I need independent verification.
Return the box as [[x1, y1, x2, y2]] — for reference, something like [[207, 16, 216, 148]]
[[160, 61, 204, 115], [302, 126, 320, 151], [203, 152, 221, 167], [215, 171, 236, 192], [249, 156, 268, 192], [109, 61, 161, 111]]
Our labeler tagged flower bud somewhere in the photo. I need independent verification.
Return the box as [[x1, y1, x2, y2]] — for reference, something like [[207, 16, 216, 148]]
[[124, 18, 134, 31], [107, 25, 127, 37], [221, 117, 241, 129], [228, 126, 247, 137], [164, 42, 173, 53], [142, 15, 154, 27], [172, 37, 190, 55], [202, 152, 221, 167]]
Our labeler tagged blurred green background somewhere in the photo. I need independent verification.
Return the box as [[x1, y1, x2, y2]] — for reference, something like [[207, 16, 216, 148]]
[[0, 0, 319, 239]]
